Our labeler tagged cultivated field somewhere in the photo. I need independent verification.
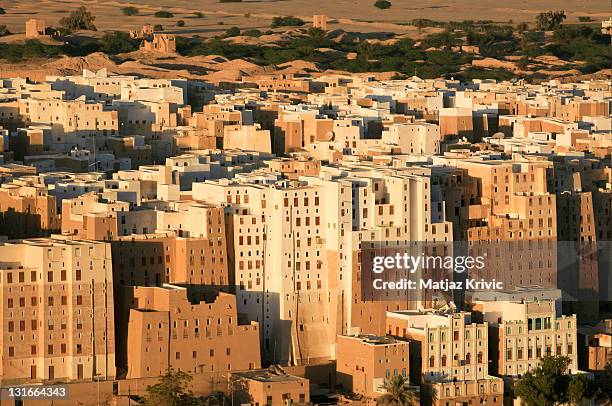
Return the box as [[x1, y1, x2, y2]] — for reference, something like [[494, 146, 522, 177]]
[[0, 0, 609, 37]]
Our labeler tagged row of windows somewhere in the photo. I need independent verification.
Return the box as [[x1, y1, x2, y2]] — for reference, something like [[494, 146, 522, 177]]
[[428, 329, 485, 342], [283, 197, 320, 207], [6, 343, 83, 357], [505, 344, 572, 360], [7, 294, 83, 309], [429, 352, 484, 367], [3, 269, 84, 284]]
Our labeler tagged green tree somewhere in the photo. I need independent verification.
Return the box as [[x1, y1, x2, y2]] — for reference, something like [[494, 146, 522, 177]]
[[231, 377, 254, 405], [374, 0, 392, 10], [0, 7, 6, 14], [59, 6, 97, 32], [596, 362, 612, 403], [154, 11, 174, 18], [356, 41, 375, 61], [243, 29, 262, 37], [225, 27, 241, 37], [307, 27, 326, 42], [271, 16, 305, 28], [100, 31, 139, 54], [413, 19, 427, 32], [376, 375, 418, 406], [143, 368, 203, 406], [121, 6, 139, 16], [536, 10, 566, 31], [568, 373, 600, 405], [514, 356, 572, 405], [176, 20, 186, 27]]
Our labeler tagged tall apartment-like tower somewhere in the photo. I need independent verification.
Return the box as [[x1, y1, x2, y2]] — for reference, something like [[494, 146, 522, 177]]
[[0, 238, 115, 384], [195, 178, 332, 365], [437, 157, 558, 290], [194, 163, 453, 366]]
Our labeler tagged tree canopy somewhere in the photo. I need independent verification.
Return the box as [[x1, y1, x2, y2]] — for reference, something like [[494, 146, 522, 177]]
[[536, 10, 566, 31], [59, 6, 97, 32], [100, 31, 139, 54], [121, 7, 139, 16], [142, 368, 204, 406], [271, 16, 305, 28], [374, 0, 392, 10], [154, 11, 174, 18], [514, 356, 599, 406]]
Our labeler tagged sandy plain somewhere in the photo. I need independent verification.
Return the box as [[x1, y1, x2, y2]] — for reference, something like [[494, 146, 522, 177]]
[[0, 0, 609, 38]]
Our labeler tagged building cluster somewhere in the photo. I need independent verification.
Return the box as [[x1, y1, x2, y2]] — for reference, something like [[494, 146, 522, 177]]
[[0, 68, 610, 405]]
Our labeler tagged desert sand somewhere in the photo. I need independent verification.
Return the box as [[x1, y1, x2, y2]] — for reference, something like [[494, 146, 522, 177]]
[[0, 0, 608, 38]]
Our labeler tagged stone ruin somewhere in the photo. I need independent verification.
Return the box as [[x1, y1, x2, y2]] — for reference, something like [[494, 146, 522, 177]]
[[312, 15, 328, 31], [130, 24, 176, 54]]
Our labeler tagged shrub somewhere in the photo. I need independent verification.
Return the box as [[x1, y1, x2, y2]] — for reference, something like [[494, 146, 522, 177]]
[[219, 0, 242, 2], [578, 16, 593, 22], [307, 27, 326, 39], [270, 16, 305, 28], [193, 11, 204, 18], [59, 6, 97, 32], [0, 25, 11, 37], [154, 11, 174, 18], [243, 29, 262, 37], [121, 6, 139, 16], [516, 22, 529, 32], [154, 24, 164, 31], [176, 20, 186, 27], [0, 7, 6, 14], [225, 26, 241, 37], [374, 0, 392, 10]]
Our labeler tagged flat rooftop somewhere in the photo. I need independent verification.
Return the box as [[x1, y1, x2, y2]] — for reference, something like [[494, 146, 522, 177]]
[[232, 369, 306, 383], [341, 334, 402, 345]]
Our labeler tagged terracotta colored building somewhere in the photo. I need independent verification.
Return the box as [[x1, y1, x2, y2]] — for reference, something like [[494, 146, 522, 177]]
[[141, 34, 177, 54], [233, 368, 310, 406], [25, 19, 46, 38], [336, 334, 410, 399], [118, 285, 260, 378], [0, 238, 115, 384], [0, 183, 60, 238]]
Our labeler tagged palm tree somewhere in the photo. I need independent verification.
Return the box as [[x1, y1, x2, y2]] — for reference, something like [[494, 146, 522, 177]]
[[376, 374, 419, 406]]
